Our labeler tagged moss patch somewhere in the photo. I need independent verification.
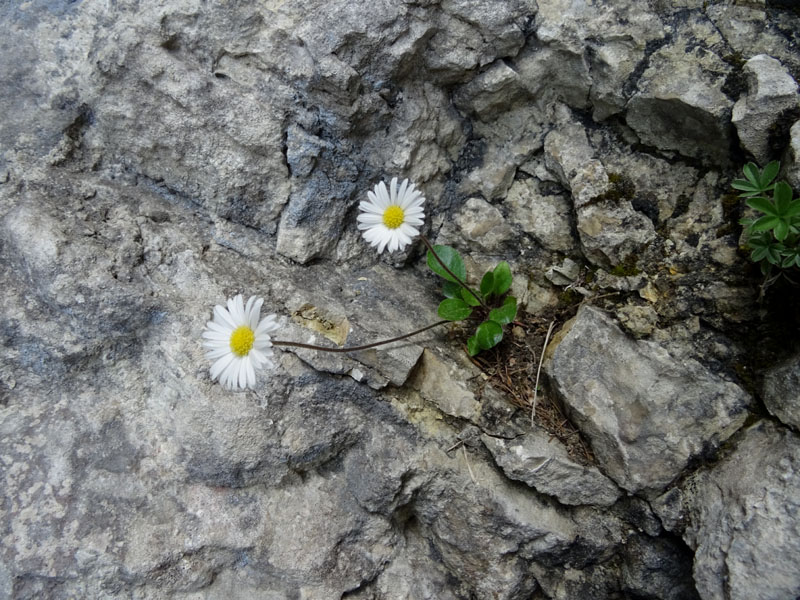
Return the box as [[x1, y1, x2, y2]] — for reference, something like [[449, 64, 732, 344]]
[[609, 254, 641, 277]]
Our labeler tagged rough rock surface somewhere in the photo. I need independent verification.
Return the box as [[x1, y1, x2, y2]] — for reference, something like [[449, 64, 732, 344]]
[[482, 431, 621, 507], [762, 353, 800, 430], [626, 12, 734, 165], [787, 119, 800, 190], [654, 421, 800, 600], [2, 0, 800, 598], [547, 306, 750, 495], [732, 54, 800, 165]]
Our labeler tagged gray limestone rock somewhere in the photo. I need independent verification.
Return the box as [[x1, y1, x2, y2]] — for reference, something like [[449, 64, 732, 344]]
[[423, 0, 530, 81], [453, 197, 515, 253], [547, 306, 751, 495], [459, 105, 547, 201], [732, 54, 800, 164], [597, 136, 701, 225], [454, 61, 526, 120], [707, 5, 800, 79], [532, 0, 665, 119], [514, 44, 592, 111], [620, 535, 700, 600], [626, 14, 734, 164], [576, 201, 657, 269], [504, 178, 575, 254], [544, 122, 656, 267], [544, 122, 609, 208], [545, 257, 582, 287], [482, 431, 622, 507], [762, 354, 800, 430], [409, 349, 482, 421], [410, 448, 626, 600], [616, 303, 660, 337], [654, 421, 800, 600], [786, 119, 800, 190], [3, 0, 800, 597]]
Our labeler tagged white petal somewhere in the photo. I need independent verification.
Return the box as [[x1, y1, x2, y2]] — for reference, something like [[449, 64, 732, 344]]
[[205, 320, 230, 334], [210, 353, 234, 381], [357, 213, 383, 225], [251, 347, 271, 363], [215, 305, 238, 330], [255, 316, 279, 336], [227, 297, 240, 324], [401, 189, 423, 210], [377, 234, 388, 253], [361, 198, 383, 213], [362, 227, 382, 243], [397, 179, 409, 204], [389, 177, 398, 203], [224, 359, 240, 389], [236, 295, 248, 324], [249, 348, 265, 367], [244, 295, 255, 320], [238, 359, 248, 389], [202, 330, 230, 341], [400, 223, 419, 238], [405, 198, 424, 209], [249, 297, 264, 330], [203, 338, 228, 350], [206, 347, 231, 360], [375, 182, 390, 209], [245, 358, 256, 388]]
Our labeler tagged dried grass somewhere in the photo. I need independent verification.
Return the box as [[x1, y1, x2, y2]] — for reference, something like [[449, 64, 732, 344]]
[[466, 306, 597, 466]]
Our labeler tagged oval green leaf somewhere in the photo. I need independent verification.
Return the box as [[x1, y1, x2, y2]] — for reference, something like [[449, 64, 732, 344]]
[[492, 261, 512, 296], [427, 245, 466, 283], [460, 286, 482, 306], [489, 296, 517, 326], [760, 161, 780, 186], [731, 179, 758, 192], [438, 298, 473, 321], [774, 219, 789, 241], [442, 281, 462, 299], [480, 271, 495, 297], [773, 181, 793, 214], [784, 199, 800, 218], [746, 197, 777, 216], [476, 320, 503, 350], [466, 335, 480, 357], [751, 215, 780, 232], [743, 162, 759, 185]]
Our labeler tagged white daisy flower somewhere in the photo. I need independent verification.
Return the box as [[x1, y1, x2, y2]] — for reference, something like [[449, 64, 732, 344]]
[[202, 294, 279, 390], [357, 177, 425, 254]]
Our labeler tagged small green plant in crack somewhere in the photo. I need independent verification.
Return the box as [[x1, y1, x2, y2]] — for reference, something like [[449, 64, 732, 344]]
[[734, 161, 800, 280], [423, 241, 518, 356]]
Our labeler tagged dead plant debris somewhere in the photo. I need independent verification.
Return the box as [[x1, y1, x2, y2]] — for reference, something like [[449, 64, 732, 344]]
[[465, 299, 614, 466]]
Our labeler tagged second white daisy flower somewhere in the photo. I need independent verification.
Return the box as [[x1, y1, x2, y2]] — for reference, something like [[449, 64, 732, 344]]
[[202, 294, 280, 390], [357, 177, 425, 254]]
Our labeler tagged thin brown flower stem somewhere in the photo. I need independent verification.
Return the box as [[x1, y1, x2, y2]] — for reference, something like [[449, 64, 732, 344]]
[[272, 320, 448, 353], [419, 234, 487, 309]]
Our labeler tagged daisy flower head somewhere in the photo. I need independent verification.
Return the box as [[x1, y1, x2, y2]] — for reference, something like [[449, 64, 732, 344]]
[[202, 294, 280, 390], [357, 177, 425, 254]]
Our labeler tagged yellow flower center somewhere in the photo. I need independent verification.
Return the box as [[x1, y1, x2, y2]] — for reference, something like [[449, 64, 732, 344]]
[[382, 205, 405, 229], [230, 326, 255, 357]]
